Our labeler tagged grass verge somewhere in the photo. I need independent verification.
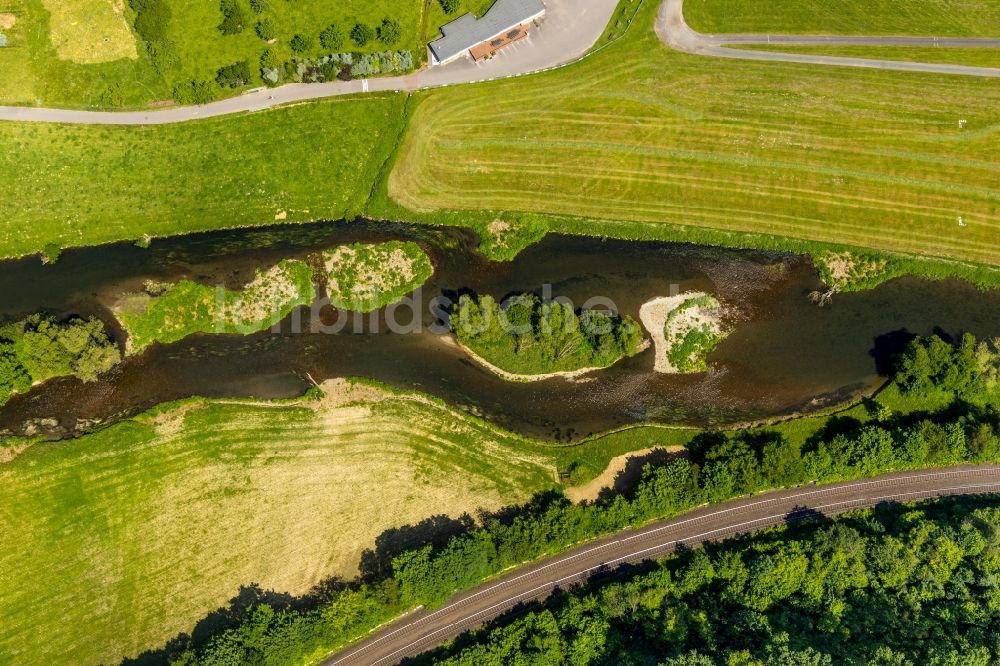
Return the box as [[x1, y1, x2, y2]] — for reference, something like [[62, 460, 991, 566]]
[[0, 94, 406, 259]]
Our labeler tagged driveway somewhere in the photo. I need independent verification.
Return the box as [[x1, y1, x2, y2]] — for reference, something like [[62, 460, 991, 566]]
[[657, 0, 1000, 78], [0, 0, 620, 125]]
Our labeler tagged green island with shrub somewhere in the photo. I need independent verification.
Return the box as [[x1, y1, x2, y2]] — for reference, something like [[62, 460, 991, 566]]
[[452, 292, 645, 377], [114, 259, 314, 353], [0, 314, 120, 406], [663, 294, 728, 373], [323, 240, 433, 312]]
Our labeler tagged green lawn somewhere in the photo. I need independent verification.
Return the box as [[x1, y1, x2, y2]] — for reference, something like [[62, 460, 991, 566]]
[[385, 0, 1000, 266], [737, 44, 1000, 69], [684, 0, 1000, 36], [0, 0, 169, 107], [0, 94, 405, 258], [0, 0, 498, 108]]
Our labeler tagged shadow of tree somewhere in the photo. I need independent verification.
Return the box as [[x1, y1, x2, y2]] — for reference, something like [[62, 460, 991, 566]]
[[120, 584, 299, 666], [595, 446, 686, 503], [359, 513, 475, 581]]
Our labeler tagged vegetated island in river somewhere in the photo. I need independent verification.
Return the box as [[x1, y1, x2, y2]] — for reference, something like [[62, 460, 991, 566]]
[[114, 259, 315, 354], [322, 241, 433, 313], [640, 292, 729, 374], [450, 293, 646, 382], [0, 314, 121, 405]]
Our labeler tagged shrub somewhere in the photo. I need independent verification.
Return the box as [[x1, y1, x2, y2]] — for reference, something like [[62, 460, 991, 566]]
[[216, 61, 253, 88], [377, 18, 401, 46], [438, 0, 460, 14], [289, 33, 312, 53], [0, 343, 30, 406], [350, 22, 374, 47], [249, 0, 268, 12], [255, 17, 275, 41], [260, 48, 280, 69], [218, 0, 250, 35], [319, 24, 343, 50], [172, 80, 218, 105]]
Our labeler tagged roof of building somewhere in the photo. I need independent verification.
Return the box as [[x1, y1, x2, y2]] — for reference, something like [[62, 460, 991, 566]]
[[429, 0, 546, 63]]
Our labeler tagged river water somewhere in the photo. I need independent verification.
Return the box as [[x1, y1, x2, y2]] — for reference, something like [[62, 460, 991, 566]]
[[1, 221, 998, 440]]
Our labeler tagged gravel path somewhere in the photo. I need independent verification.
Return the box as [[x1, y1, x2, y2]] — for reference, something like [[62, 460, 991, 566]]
[[657, 0, 1000, 78], [0, 0, 619, 125]]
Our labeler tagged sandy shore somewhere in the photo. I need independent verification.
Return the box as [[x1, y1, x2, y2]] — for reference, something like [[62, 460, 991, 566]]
[[442, 335, 648, 383], [639, 292, 724, 374]]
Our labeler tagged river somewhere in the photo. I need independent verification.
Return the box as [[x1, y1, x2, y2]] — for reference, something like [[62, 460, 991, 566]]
[[1, 221, 998, 440]]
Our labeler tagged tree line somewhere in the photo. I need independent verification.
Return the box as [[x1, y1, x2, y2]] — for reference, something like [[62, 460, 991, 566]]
[[421, 495, 1000, 665]]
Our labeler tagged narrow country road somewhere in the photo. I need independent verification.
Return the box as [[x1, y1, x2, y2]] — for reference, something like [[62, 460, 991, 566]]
[[322, 465, 1000, 665], [0, 0, 619, 125], [658, 0, 1000, 77]]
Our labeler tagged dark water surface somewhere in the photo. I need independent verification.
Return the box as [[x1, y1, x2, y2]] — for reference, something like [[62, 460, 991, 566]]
[[2, 221, 999, 440]]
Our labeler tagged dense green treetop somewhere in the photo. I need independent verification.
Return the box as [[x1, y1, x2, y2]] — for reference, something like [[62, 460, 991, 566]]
[[452, 293, 644, 376]]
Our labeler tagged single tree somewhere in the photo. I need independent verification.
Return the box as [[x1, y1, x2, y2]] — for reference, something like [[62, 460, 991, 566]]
[[320, 23, 343, 50], [377, 18, 401, 46], [350, 22, 374, 47]]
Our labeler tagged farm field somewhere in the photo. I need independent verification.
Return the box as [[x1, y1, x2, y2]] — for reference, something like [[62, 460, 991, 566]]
[[683, 0, 1000, 36], [385, 0, 1000, 266], [0, 381, 564, 665], [0, 95, 404, 258], [737, 44, 1000, 70]]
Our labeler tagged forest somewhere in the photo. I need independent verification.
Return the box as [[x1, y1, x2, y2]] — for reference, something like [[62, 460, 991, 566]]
[[420, 494, 1000, 665]]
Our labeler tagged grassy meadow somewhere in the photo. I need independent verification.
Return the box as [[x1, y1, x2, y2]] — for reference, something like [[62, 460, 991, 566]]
[[385, 0, 1000, 266], [0, 0, 168, 107], [0, 95, 405, 258], [684, 0, 1000, 36], [0, 0, 495, 108], [0, 381, 565, 665]]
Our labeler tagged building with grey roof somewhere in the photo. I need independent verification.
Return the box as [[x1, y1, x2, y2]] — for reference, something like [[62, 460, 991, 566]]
[[429, 0, 546, 65]]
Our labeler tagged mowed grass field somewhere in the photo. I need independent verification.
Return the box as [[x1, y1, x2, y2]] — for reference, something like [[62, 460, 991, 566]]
[[0, 382, 563, 665], [684, 0, 1000, 36], [0, 95, 404, 258], [387, 0, 1000, 266]]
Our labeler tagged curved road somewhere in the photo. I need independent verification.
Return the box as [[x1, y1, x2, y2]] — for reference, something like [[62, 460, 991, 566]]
[[4, 0, 999, 125], [0, 0, 619, 125], [658, 0, 1000, 78], [322, 465, 1000, 665]]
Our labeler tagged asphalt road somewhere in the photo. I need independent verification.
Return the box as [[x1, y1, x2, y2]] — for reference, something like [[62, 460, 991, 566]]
[[321, 465, 1000, 666], [658, 0, 1000, 78], [0, 0, 619, 125]]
